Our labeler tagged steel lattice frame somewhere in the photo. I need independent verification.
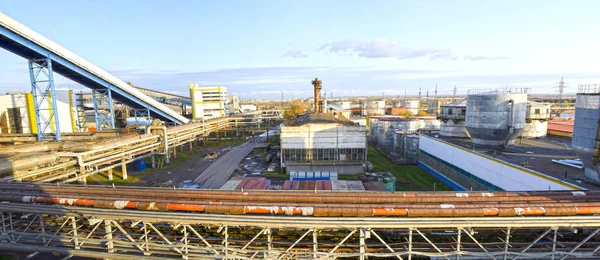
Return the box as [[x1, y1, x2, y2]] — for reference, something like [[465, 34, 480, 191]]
[[92, 88, 115, 130], [28, 57, 61, 141], [2, 204, 600, 259], [133, 108, 151, 125]]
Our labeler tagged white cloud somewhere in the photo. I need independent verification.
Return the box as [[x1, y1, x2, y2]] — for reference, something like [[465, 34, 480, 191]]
[[320, 38, 454, 60], [282, 49, 308, 58]]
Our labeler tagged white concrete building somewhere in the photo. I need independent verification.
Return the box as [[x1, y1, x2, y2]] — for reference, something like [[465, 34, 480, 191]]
[[522, 101, 551, 138], [281, 113, 367, 174], [240, 104, 257, 112], [189, 84, 229, 119], [228, 94, 240, 113]]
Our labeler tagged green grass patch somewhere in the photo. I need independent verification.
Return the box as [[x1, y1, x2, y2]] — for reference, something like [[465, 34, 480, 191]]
[[368, 145, 452, 191], [262, 173, 289, 179], [0, 255, 16, 260], [267, 134, 280, 146], [87, 169, 141, 186], [338, 174, 359, 181]]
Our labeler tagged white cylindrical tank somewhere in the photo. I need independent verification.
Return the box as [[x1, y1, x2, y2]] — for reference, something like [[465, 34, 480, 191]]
[[367, 100, 385, 115], [521, 101, 551, 138], [398, 100, 420, 115], [571, 88, 600, 182], [465, 90, 528, 147]]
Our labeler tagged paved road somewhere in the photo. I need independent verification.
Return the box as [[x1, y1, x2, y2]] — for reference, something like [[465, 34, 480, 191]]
[[193, 136, 265, 189]]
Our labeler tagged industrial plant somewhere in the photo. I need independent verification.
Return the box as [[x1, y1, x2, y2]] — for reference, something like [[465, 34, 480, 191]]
[[2, 10, 600, 260]]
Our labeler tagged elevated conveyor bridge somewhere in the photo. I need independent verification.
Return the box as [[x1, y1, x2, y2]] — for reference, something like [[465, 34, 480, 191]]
[[0, 12, 190, 141]]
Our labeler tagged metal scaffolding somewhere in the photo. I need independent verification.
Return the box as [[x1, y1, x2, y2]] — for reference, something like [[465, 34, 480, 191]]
[[2, 203, 600, 259], [28, 57, 61, 141], [92, 88, 115, 130], [133, 108, 151, 125]]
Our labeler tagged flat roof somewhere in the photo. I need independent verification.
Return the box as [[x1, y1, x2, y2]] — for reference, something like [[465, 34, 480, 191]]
[[438, 136, 597, 189], [288, 113, 355, 126], [548, 119, 574, 133]]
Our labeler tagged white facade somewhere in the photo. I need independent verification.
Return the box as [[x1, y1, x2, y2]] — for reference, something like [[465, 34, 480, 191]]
[[419, 135, 578, 191], [228, 94, 240, 113], [189, 85, 229, 119], [521, 101, 551, 138], [281, 123, 367, 174], [241, 104, 257, 112]]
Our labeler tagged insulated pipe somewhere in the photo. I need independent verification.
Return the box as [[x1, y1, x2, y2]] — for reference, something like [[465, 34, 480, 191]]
[[8, 193, 600, 217], [146, 125, 169, 164], [3, 184, 596, 199], [0, 143, 61, 153], [68, 133, 157, 152], [0, 153, 57, 175]]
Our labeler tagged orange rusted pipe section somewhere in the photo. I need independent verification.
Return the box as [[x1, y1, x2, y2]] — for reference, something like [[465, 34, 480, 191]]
[[372, 208, 408, 216]]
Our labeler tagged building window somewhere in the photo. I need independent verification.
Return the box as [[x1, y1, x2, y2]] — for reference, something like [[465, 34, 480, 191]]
[[461, 109, 466, 115], [448, 109, 453, 115], [534, 108, 540, 115]]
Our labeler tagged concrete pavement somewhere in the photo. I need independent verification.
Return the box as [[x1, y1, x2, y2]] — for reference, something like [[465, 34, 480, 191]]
[[193, 136, 266, 189]]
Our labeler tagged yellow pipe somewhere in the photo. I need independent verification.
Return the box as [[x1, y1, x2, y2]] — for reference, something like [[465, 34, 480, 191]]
[[68, 90, 77, 132], [25, 93, 37, 134], [189, 84, 197, 119]]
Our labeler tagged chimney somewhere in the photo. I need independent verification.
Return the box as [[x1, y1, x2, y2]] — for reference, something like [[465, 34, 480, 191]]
[[312, 78, 323, 113]]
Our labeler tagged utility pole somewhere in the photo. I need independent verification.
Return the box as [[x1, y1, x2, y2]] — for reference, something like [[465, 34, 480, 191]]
[[280, 91, 283, 109], [418, 87, 422, 100], [453, 85, 457, 99], [404, 89, 407, 99], [556, 77, 567, 107], [434, 84, 438, 99]]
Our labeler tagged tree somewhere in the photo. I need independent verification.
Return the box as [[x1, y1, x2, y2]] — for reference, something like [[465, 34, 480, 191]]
[[283, 100, 306, 121], [416, 111, 430, 116]]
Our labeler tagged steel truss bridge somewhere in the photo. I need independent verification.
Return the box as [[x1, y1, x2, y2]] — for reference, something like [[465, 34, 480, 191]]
[[1, 184, 600, 259]]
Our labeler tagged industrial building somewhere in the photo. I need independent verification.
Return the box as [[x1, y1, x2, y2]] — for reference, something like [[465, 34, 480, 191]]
[[521, 101, 551, 138], [0, 90, 81, 134], [280, 113, 367, 174], [438, 99, 469, 138], [280, 79, 367, 174], [228, 94, 240, 113], [369, 116, 440, 146], [368, 116, 439, 163], [465, 89, 528, 147], [189, 84, 229, 119], [427, 98, 458, 115], [6, 11, 600, 260]]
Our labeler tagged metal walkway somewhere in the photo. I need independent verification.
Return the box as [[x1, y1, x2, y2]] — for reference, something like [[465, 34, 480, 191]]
[[0, 12, 189, 126]]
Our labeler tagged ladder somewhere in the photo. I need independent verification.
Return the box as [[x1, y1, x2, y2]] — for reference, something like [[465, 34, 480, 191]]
[[75, 91, 87, 132]]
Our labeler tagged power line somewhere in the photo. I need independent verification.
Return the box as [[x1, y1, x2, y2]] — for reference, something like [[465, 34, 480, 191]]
[[555, 76, 567, 106]]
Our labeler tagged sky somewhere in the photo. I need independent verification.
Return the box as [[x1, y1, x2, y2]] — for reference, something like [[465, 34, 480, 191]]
[[1, 1, 600, 100]]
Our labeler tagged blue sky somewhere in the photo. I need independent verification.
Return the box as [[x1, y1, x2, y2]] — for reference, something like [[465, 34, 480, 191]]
[[1, 1, 600, 99]]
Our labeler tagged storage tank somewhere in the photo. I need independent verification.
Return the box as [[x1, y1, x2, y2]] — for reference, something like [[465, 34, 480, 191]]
[[438, 99, 470, 138], [521, 101, 551, 138], [465, 89, 528, 147], [571, 84, 600, 182], [397, 100, 420, 115], [367, 100, 385, 115]]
